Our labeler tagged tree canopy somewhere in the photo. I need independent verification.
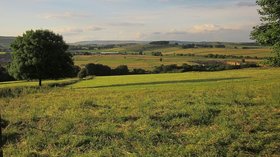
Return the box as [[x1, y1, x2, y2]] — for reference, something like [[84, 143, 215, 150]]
[[9, 30, 75, 86], [251, 0, 280, 66]]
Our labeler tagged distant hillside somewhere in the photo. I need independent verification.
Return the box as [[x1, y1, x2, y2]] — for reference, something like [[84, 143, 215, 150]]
[[0, 36, 16, 50]]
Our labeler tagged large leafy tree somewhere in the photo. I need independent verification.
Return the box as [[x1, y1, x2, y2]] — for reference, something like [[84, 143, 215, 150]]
[[9, 30, 74, 86], [251, 0, 280, 66]]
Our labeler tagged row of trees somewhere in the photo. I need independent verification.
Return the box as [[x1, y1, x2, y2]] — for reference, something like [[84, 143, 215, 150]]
[[78, 64, 130, 78], [182, 44, 226, 49]]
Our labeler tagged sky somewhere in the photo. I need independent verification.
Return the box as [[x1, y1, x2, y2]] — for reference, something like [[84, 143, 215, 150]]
[[0, 0, 260, 43]]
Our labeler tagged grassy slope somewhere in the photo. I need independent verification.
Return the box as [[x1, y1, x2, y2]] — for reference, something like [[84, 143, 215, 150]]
[[0, 78, 78, 88], [1, 68, 280, 156]]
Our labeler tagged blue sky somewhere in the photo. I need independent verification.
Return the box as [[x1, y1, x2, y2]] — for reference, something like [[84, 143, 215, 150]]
[[0, 0, 259, 42]]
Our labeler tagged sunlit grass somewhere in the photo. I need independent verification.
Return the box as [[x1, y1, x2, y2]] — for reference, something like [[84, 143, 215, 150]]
[[1, 68, 279, 156]]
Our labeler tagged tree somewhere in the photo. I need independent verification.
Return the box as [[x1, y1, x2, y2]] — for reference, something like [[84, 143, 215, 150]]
[[85, 63, 112, 76], [113, 65, 129, 75], [9, 30, 74, 86], [251, 0, 280, 66]]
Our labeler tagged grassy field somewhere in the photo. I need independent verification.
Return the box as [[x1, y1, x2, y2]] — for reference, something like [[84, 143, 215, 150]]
[[73, 46, 271, 69], [1, 68, 279, 156], [163, 48, 272, 57], [73, 54, 261, 69], [87, 45, 271, 58], [74, 55, 196, 69]]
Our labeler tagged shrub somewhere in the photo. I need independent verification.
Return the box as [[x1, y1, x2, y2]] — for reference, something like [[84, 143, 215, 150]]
[[78, 68, 88, 79], [0, 66, 15, 82], [131, 68, 147, 74], [113, 65, 129, 75], [85, 63, 112, 76], [151, 52, 163, 56]]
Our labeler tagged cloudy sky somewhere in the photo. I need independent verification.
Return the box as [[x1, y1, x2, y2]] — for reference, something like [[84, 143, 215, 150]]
[[0, 0, 260, 43]]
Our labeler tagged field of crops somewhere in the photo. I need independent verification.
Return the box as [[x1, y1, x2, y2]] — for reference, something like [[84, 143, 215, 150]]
[[1, 68, 279, 156]]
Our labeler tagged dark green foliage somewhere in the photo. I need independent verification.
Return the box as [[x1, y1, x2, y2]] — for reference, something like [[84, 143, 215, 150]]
[[195, 44, 213, 48], [0, 66, 14, 82], [8, 30, 75, 86], [251, 0, 280, 66], [153, 63, 259, 73], [131, 68, 147, 74], [182, 44, 195, 49], [72, 65, 81, 77], [77, 68, 88, 79], [149, 41, 170, 45], [204, 54, 260, 59], [151, 52, 163, 56], [85, 63, 111, 76], [112, 65, 129, 75]]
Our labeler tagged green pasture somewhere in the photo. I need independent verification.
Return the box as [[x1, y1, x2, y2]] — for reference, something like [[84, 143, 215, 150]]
[[73, 55, 260, 70], [86, 44, 271, 58], [1, 68, 279, 156], [162, 48, 272, 57], [0, 78, 78, 89]]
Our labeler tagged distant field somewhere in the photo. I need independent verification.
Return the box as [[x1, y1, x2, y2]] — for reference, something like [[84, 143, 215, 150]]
[[1, 68, 279, 156], [85, 44, 272, 58], [0, 52, 6, 54], [74, 55, 196, 69], [162, 48, 272, 57], [74, 54, 261, 70]]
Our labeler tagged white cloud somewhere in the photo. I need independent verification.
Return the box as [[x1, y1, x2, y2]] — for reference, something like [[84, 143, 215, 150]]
[[188, 24, 222, 33], [41, 12, 92, 19], [55, 26, 104, 35]]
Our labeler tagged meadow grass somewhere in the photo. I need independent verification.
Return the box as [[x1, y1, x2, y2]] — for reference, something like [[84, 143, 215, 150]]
[[73, 54, 261, 70], [1, 68, 279, 156], [90, 45, 271, 58], [74, 55, 197, 69]]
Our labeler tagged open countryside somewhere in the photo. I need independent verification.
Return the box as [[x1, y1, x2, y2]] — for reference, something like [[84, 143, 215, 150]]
[[0, 0, 280, 156]]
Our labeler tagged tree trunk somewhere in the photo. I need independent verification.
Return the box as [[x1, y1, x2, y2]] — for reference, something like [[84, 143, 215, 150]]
[[39, 78, 42, 86]]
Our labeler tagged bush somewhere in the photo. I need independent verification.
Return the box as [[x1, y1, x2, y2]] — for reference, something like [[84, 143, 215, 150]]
[[78, 68, 88, 79], [150, 41, 169, 45], [0, 66, 15, 82], [182, 44, 195, 49], [112, 65, 129, 75], [152, 52, 163, 56], [85, 63, 112, 76], [131, 68, 147, 74]]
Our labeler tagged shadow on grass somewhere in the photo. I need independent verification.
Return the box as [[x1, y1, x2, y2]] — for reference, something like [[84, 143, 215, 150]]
[[78, 77, 250, 89]]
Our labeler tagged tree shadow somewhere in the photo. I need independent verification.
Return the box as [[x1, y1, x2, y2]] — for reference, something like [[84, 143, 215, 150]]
[[77, 77, 250, 89]]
